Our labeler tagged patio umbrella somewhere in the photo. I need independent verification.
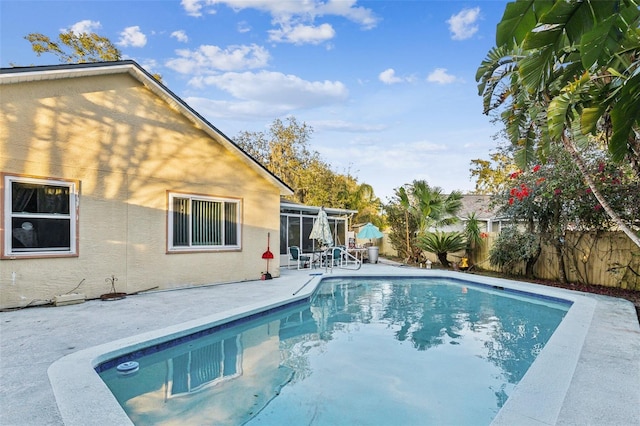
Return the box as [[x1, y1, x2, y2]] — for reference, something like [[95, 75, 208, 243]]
[[309, 208, 334, 247], [357, 222, 384, 241]]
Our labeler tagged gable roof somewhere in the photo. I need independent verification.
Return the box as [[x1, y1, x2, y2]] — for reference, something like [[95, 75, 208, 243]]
[[458, 194, 499, 220], [0, 60, 293, 196]]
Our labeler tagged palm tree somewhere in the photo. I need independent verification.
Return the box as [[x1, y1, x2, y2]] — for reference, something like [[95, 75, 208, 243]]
[[386, 180, 462, 261], [410, 180, 463, 233], [478, 0, 640, 248], [417, 232, 467, 268], [389, 180, 463, 264], [350, 182, 382, 227]]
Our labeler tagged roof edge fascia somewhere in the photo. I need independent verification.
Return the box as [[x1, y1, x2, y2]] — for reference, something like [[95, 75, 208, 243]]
[[280, 201, 358, 216]]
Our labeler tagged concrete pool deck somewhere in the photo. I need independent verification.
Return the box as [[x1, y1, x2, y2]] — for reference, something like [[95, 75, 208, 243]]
[[1, 261, 639, 425]]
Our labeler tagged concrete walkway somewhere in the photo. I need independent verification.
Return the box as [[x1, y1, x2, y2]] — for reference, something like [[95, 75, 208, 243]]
[[1, 261, 638, 425]]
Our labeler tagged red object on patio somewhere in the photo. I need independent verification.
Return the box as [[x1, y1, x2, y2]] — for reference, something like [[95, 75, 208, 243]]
[[261, 233, 274, 279]]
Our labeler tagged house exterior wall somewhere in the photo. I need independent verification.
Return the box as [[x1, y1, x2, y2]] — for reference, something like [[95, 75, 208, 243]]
[[0, 72, 282, 309]]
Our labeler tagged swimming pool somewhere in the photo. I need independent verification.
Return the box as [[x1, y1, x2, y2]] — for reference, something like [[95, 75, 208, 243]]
[[96, 277, 570, 425]]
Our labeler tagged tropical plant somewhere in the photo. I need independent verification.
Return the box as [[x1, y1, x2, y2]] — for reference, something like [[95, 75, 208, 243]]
[[417, 231, 467, 268], [411, 181, 463, 232], [463, 212, 484, 264], [495, 0, 640, 165], [385, 180, 463, 264], [489, 226, 540, 276], [347, 182, 383, 228], [477, 0, 640, 248]]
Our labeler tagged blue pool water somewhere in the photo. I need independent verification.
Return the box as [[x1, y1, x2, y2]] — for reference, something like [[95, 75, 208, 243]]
[[98, 277, 570, 425]]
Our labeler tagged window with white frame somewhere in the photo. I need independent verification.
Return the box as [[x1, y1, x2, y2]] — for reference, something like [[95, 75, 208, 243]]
[[168, 193, 241, 251], [3, 175, 78, 257]]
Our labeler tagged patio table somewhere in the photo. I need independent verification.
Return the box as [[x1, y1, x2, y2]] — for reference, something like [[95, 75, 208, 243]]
[[305, 249, 325, 268], [348, 248, 367, 263]]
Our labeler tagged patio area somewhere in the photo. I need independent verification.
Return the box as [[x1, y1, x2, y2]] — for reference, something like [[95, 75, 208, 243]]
[[1, 260, 638, 425]]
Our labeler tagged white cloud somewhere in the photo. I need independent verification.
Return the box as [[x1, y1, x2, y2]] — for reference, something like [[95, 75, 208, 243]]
[[181, 0, 379, 39], [171, 30, 189, 43], [411, 141, 447, 152], [182, 0, 378, 26], [318, 138, 449, 196], [64, 20, 101, 34], [181, 0, 207, 17], [427, 68, 458, 84], [185, 97, 288, 120], [378, 68, 417, 84], [185, 74, 348, 120], [447, 7, 481, 40], [378, 68, 403, 85], [317, 0, 379, 30], [318, 138, 466, 200], [191, 70, 348, 106], [237, 21, 251, 33], [166, 44, 270, 73], [269, 23, 335, 45], [118, 26, 147, 47], [182, 70, 349, 123], [138, 58, 159, 74], [311, 120, 386, 132]]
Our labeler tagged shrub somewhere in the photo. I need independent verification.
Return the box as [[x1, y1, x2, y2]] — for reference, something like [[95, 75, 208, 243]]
[[489, 226, 539, 274], [417, 231, 467, 268]]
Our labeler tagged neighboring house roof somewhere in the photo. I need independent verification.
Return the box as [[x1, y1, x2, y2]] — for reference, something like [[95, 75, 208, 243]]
[[0, 60, 294, 196], [457, 194, 499, 221]]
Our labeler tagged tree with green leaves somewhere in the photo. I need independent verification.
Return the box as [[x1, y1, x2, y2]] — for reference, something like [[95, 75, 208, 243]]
[[235, 116, 381, 224], [25, 31, 122, 63], [22, 31, 164, 82], [477, 0, 640, 248], [469, 150, 520, 194], [385, 197, 420, 262], [236, 117, 316, 200]]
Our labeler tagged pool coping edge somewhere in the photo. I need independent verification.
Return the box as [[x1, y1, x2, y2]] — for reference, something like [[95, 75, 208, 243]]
[[47, 270, 637, 426]]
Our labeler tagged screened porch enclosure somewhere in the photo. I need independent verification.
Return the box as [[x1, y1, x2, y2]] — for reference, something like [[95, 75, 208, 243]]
[[279, 202, 355, 256]]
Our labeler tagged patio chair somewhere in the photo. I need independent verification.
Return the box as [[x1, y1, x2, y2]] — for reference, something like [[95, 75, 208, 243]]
[[289, 246, 311, 270], [323, 247, 343, 268], [338, 245, 347, 264]]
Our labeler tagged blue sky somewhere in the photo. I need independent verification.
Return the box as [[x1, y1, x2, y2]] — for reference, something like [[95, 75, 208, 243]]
[[1, 0, 509, 201]]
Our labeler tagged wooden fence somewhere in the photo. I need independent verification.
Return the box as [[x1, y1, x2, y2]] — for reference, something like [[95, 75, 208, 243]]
[[472, 231, 639, 290]]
